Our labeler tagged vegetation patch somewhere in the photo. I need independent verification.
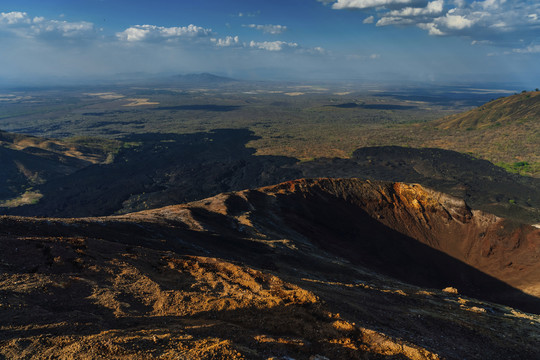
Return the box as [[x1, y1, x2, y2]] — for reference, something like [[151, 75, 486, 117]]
[[0, 190, 43, 208], [496, 161, 539, 176]]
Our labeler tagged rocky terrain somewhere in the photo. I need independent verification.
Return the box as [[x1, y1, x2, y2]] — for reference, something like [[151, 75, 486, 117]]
[[2, 129, 539, 225], [1, 178, 538, 359]]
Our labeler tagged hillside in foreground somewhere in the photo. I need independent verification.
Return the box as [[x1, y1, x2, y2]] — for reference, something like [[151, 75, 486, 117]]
[[1, 179, 538, 359]]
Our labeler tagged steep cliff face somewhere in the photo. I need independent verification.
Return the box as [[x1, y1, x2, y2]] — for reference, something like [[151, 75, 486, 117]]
[[0, 179, 539, 359]]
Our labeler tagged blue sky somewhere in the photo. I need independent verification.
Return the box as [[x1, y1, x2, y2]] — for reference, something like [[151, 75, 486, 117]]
[[1, 0, 539, 86]]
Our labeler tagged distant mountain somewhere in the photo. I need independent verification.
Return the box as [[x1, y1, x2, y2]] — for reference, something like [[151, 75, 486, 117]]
[[173, 72, 237, 83], [142, 72, 239, 87], [436, 90, 540, 129]]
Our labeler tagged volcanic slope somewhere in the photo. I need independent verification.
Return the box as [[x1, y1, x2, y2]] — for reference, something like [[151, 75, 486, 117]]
[[1, 178, 538, 359], [426, 90, 539, 174], [435, 90, 540, 130]]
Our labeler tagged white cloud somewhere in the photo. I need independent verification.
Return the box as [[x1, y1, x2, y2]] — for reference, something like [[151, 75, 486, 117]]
[[331, 0, 413, 10], [0, 11, 30, 25], [387, 0, 444, 17], [480, 0, 505, 10], [32, 20, 95, 37], [210, 36, 323, 54], [376, 17, 415, 26], [211, 35, 240, 47], [0, 11, 95, 40], [417, 22, 445, 35], [118, 26, 148, 42], [325, 0, 540, 47], [249, 40, 298, 51], [513, 44, 540, 54], [116, 24, 213, 42], [243, 24, 287, 34], [363, 16, 375, 24], [440, 14, 474, 30]]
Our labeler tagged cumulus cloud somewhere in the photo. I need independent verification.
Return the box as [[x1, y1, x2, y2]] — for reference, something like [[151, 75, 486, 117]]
[[386, 0, 443, 17], [1, 10, 321, 56], [331, 0, 413, 10], [0, 11, 31, 25], [439, 13, 473, 30], [243, 24, 287, 34], [376, 17, 414, 26], [0, 11, 95, 40], [376, 1, 450, 28], [417, 22, 445, 35], [324, 0, 540, 47], [116, 24, 212, 42], [211, 35, 240, 47], [249, 40, 298, 51], [363, 15, 375, 24]]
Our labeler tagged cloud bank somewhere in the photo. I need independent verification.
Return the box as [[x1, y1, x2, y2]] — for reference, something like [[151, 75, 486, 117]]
[[116, 24, 213, 42], [0, 11, 95, 40], [322, 0, 540, 51]]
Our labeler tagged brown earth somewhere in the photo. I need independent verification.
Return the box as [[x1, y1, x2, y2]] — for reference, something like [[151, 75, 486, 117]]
[[0, 178, 539, 359]]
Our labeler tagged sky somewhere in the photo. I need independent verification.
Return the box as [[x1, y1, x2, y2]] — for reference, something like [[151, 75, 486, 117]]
[[0, 0, 539, 87]]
